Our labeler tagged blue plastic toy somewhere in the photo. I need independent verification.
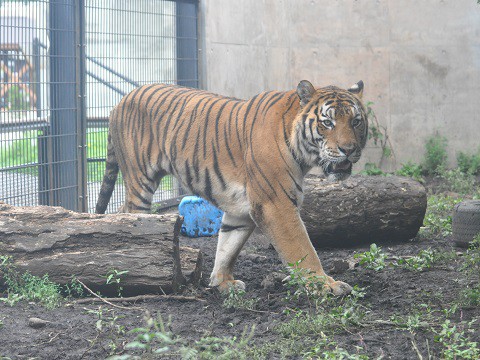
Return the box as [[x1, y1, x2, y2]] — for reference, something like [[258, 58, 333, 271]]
[[178, 196, 224, 237]]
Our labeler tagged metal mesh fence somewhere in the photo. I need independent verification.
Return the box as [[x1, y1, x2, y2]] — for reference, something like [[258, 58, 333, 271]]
[[0, 0, 198, 213]]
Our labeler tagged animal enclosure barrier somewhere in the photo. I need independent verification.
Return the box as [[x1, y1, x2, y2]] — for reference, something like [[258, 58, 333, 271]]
[[0, 0, 198, 212]]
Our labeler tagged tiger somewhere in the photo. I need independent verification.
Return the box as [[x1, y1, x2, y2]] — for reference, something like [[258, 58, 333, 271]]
[[95, 80, 367, 296]]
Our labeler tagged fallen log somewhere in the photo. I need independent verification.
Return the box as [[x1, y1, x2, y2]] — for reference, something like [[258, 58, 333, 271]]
[[0, 203, 203, 296], [301, 175, 427, 248]]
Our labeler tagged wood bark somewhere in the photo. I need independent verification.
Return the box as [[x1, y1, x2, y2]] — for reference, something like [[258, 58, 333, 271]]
[[0, 203, 203, 295], [301, 175, 427, 248]]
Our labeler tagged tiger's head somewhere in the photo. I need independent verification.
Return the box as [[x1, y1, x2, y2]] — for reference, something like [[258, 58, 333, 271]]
[[292, 80, 368, 181]]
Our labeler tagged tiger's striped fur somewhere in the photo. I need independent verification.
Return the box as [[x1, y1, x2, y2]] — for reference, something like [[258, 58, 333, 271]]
[[95, 81, 367, 295]]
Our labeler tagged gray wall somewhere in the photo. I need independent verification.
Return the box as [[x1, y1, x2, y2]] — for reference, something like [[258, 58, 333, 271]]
[[199, 0, 480, 171]]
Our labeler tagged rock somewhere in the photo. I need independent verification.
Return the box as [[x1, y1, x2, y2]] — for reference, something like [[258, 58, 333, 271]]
[[28, 317, 50, 329]]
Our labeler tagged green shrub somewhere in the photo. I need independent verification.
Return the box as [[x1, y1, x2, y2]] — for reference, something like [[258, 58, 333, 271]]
[[396, 161, 424, 182], [457, 151, 480, 175], [422, 134, 448, 175], [359, 163, 386, 176]]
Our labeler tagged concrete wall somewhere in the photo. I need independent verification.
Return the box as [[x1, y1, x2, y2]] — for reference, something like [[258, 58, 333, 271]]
[[199, 0, 480, 171]]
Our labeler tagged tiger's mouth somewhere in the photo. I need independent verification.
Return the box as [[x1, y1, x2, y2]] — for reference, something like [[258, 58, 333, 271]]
[[325, 160, 352, 175]]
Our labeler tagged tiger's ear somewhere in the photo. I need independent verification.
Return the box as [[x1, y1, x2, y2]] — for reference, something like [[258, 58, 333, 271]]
[[348, 80, 364, 99], [296, 80, 316, 107]]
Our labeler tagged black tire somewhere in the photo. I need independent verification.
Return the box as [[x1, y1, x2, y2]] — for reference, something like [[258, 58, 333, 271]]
[[452, 200, 480, 247]]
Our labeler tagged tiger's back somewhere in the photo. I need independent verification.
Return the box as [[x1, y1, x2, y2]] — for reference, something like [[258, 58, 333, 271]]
[[96, 83, 298, 215]]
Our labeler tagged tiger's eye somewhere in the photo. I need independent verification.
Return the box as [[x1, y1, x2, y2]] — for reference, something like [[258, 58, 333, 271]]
[[322, 120, 333, 128], [352, 118, 361, 127]]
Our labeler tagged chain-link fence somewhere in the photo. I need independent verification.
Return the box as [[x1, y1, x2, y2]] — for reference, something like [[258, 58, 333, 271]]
[[0, 0, 198, 212]]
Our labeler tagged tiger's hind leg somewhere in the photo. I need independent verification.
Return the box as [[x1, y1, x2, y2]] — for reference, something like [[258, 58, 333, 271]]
[[120, 170, 167, 213], [209, 213, 256, 292]]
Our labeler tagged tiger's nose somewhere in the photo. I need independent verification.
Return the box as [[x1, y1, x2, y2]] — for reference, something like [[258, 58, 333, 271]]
[[338, 145, 356, 157]]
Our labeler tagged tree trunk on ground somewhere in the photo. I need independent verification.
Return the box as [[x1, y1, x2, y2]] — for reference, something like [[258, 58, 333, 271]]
[[0, 203, 203, 296], [301, 175, 427, 248]]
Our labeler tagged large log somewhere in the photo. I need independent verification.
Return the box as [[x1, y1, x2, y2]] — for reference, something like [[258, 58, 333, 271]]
[[301, 175, 427, 248], [0, 203, 202, 295]]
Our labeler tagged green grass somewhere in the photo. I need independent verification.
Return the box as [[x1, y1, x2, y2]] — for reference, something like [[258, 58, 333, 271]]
[[0, 130, 175, 194], [0, 129, 109, 182]]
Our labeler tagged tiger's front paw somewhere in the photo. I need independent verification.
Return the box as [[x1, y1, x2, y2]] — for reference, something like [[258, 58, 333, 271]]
[[217, 280, 246, 293], [209, 273, 246, 293], [325, 280, 352, 296]]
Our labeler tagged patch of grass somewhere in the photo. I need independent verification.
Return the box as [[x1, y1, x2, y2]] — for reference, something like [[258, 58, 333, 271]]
[[0, 255, 62, 309], [0, 256, 84, 308], [108, 312, 256, 360], [457, 234, 480, 306], [439, 168, 478, 195], [0, 130, 39, 173], [422, 134, 448, 176], [434, 319, 480, 359], [354, 243, 387, 271], [421, 194, 464, 237], [396, 161, 424, 183], [458, 284, 480, 307], [303, 338, 368, 360], [279, 286, 367, 337], [181, 326, 255, 360]]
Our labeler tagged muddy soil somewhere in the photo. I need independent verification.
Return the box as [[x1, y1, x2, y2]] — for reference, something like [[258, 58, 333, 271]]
[[1, 188, 479, 359]]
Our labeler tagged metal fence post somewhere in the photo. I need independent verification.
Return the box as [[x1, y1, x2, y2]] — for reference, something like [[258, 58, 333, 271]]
[[49, 0, 79, 211], [76, 0, 88, 212], [176, 0, 198, 88]]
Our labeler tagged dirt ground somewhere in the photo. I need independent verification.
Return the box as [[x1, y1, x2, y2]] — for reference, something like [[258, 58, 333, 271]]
[[1, 182, 479, 359]]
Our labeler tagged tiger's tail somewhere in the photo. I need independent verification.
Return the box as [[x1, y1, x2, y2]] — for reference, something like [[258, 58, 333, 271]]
[[95, 130, 119, 214]]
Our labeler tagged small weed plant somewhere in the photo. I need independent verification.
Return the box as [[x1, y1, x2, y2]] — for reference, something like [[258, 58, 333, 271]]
[[354, 244, 387, 271], [395, 249, 435, 272], [124, 313, 176, 356], [283, 257, 329, 309], [86, 306, 126, 356], [222, 286, 258, 311], [365, 101, 394, 163], [104, 269, 129, 297]]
